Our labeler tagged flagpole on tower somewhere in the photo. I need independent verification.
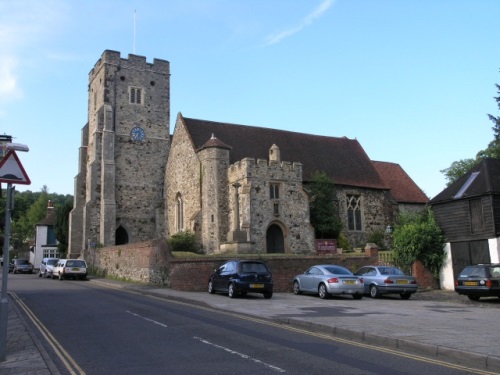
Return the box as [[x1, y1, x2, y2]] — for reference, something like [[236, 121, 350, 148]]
[[133, 10, 136, 54]]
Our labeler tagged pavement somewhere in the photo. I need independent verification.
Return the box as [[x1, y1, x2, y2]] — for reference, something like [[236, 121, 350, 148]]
[[2, 278, 500, 375]]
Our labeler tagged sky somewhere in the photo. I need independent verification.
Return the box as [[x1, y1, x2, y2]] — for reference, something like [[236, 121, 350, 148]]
[[1, 0, 500, 199]]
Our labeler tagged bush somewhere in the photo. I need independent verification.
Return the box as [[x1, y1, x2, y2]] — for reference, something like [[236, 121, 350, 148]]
[[392, 207, 446, 277], [168, 230, 199, 253], [337, 232, 350, 251], [367, 229, 385, 249]]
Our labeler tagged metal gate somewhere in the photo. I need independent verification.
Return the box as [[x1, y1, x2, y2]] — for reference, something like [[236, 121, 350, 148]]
[[450, 240, 490, 280]]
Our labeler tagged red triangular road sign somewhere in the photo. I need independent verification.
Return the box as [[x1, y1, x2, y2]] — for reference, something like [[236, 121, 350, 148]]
[[0, 150, 31, 185]]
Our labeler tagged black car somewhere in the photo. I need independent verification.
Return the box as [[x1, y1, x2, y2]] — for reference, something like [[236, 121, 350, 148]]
[[9, 259, 34, 274], [455, 263, 500, 301], [208, 260, 273, 299]]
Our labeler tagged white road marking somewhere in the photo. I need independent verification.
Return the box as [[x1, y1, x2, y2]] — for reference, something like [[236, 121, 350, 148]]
[[193, 336, 286, 373], [126, 310, 168, 328]]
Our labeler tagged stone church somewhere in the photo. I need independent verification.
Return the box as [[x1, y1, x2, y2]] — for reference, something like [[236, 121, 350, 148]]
[[68, 50, 428, 258]]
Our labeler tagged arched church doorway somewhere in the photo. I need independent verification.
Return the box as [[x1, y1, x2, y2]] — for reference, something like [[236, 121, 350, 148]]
[[266, 224, 284, 253], [115, 225, 129, 245]]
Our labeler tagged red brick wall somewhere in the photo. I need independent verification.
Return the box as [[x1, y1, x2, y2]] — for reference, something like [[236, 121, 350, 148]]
[[93, 240, 380, 292], [412, 260, 439, 289], [166, 255, 378, 292]]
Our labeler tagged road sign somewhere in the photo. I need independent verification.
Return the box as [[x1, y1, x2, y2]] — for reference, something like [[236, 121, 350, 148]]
[[0, 150, 31, 185]]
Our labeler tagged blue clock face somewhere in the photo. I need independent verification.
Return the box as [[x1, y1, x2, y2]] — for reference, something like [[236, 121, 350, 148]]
[[130, 126, 145, 141]]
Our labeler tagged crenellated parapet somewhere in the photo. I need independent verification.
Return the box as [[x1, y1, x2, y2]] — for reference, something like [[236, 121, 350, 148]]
[[90, 50, 170, 81], [229, 157, 303, 183]]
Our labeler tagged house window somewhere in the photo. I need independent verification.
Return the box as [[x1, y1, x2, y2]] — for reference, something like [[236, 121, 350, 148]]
[[347, 194, 362, 231], [176, 194, 184, 232], [47, 227, 57, 245], [129, 87, 143, 104], [469, 198, 484, 233], [43, 248, 60, 258], [270, 183, 280, 199]]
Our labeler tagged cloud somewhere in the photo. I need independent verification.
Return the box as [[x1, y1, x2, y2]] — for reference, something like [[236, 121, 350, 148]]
[[0, 0, 67, 103], [0, 57, 21, 101], [264, 0, 335, 46]]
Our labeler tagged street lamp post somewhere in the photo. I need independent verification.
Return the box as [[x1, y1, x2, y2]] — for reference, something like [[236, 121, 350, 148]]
[[0, 142, 29, 362]]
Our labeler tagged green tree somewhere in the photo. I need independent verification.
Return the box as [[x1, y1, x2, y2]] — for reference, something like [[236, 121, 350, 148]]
[[392, 207, 446, 277], [307, 171, 342, 239], [441, 79, 500, 185], [55, 201, 73, 257]]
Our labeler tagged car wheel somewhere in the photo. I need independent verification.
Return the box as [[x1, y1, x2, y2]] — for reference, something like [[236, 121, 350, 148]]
[[352, 293, 363, 300], [228, 283, 236, 298], [318, 283, 330, 299], [38, 271, 42, 278], [208, 280, 215, 294], [263, 291, 273, 299], [293, 281, 301, 295], [370, 285, 380, 298], [13, 269, 17, 274], [58, 274, 64, 280], [400, 292, 412, 300], [468, 295, 480, 301]]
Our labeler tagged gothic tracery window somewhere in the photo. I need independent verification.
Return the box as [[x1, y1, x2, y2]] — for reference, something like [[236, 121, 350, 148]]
[[347, 194, 362, 231]]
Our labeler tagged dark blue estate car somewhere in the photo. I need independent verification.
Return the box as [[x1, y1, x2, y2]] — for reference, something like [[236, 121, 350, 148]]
[[208, 260, 273, 299], [455, 264, 500, 301]]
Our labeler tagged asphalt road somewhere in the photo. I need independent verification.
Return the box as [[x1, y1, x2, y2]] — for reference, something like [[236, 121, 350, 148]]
[[7, 273, 485, 375]]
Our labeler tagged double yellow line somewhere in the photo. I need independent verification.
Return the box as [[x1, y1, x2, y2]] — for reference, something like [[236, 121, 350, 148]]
[[10, 292, 85, 375]]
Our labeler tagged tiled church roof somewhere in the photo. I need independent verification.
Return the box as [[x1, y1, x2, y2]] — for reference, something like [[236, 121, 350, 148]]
[[181, 115, 387, 190], [372, 161, 429, 204]]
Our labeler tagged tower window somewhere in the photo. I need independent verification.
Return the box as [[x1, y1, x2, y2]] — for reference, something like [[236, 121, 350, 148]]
[[270, 183, 280, 200], [129, 87, 143, 104]]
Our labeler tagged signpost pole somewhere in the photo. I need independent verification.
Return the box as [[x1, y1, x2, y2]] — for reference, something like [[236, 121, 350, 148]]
[[0, 183, 13, 361]]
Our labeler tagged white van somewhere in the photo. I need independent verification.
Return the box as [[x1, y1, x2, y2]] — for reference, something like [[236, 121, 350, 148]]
[[53, 259, 88, 280]]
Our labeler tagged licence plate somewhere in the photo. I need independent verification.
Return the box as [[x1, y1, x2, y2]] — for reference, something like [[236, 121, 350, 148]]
[[396, 280, 408, 284], [464, 281, 478, 286], [72, 268, 80, 271], [250, 283, 264, 288], [344, 280, 356, 285]]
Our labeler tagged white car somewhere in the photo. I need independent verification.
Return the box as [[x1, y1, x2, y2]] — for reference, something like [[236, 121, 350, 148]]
[[39, 258, 59, 278], [53, 259, 88, 280]]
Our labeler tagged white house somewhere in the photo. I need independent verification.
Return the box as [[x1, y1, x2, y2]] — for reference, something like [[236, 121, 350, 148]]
[[31, 201, 60, 269]]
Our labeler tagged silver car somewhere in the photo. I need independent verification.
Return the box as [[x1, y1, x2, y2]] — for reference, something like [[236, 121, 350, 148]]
[[293, 264, 364, 299], [355, 265, 417, 299], [39, 258, 59, 278]]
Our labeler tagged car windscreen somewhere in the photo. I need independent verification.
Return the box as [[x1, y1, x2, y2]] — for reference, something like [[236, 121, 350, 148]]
[[460, 267, 486, 278], [14, 260, 29, 265], [324, 266, 352, 275], [47, 259, 59, 266], [241, 262, 268, 273], [379, 267, 405, 276], [66, 260, 86, 267]]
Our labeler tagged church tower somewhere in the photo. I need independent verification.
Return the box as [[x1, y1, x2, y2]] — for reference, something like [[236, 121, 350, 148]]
[[68, 50, 170, 258]]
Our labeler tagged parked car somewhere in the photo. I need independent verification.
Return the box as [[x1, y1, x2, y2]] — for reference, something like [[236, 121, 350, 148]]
[[293, 264, 364, 299], [354, 265, 417, 299], [208, 260, 273, 299], [38, 257, 59, 278], [9, 259, 33, 274], [53, 259, 88, 280], [455, 263, 500, 301]]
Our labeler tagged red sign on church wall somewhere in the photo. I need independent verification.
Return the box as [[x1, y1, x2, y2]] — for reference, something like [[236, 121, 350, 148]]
[[316, 239, 337, 254]]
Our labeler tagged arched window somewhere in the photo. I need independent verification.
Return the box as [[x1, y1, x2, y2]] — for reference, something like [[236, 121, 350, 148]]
[[176, 194, 184, 232]]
